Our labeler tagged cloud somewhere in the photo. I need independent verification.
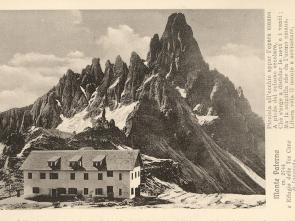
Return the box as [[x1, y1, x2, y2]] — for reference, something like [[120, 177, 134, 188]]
[[96, 25, 150, 64], [67, 50, 85, 58], [0, 51, 91, 112], [0, 23, 151, 112], [220, 43, 264, 58], [0, 89, 37, 111], [9, 53, 65, 67], [206, 43, 264, 117]]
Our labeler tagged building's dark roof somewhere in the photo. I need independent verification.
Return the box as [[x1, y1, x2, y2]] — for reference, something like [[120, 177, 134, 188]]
[[21, 149, 140, 171]]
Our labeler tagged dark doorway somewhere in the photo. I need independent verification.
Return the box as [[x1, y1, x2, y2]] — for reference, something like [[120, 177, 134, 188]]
[[135, 187, 140, 197], [52, 189, 57, 198], [107, 186, 114, 198]]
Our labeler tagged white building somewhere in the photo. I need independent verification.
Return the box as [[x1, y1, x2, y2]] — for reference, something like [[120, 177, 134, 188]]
[[21, 149, 141, 199]]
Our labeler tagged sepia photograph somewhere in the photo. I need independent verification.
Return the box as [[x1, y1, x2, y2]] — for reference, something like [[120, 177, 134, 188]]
[[0, 9, 265, 210]]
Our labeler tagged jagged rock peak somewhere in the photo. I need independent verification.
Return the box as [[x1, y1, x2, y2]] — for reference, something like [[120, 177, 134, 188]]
[[147, 12, 207, 85], [65, 69, 75, 76], [147, 34, 161, 66], [114, 55, 124, 72], [119, 51, 148, 104], [91, 57, 104, 79], [237, 86, 244, 98], [92, 57, 100, 65], [115, 55, 123, 64], [151, 33, 160, 42], [63, 69, 80, 84], [162, 13, 193, 39], [130, 51, 142, 64], [105, 60, 112, 69], [98, 60, 114, 93], [114, 55, 128, 79]]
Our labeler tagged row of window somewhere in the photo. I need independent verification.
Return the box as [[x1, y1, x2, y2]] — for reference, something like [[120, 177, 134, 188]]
[[32, 187, 125, 196], [27, 171, 121, 181], [131, 171, 140, 180]]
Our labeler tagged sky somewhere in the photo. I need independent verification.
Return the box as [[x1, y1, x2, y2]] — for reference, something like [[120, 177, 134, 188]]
[[0, 10, 264, 116]]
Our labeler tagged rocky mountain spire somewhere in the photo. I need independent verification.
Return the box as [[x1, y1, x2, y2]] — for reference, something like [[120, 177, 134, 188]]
[[80, 58, 104, 88], [107, 55, 129, 105], [147, 33, 161, 67], [147, 12, 207, 88], [91, 58, 104, 85], [96, 60, 114, 98], [121, 52, 148, 104], [113, 55, 127, 79]]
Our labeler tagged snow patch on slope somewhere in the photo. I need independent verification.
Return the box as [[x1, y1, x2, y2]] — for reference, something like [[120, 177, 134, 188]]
[[28, 126, 40, 134], [176, 86, 187, 98], [57, 108, 92, 133], [141, 154, 171, 164], [195, 115, 219, 126], [193, 104, 202, 112], [166, 63, 173, 79], [154, 177, 265, 209], [17, 135, 44, 158], [109, 78, 120, 90], [0, 143, 5, 155], [89, 91, 97, 105], [144, 74, 158, 85], [55, 101, 137, 134], [112, 143, 133, 150], [228, 152, 265, 189], [104, 102, 138, 130], [80, 86, 87, 98], [56, 99, 62, 107]]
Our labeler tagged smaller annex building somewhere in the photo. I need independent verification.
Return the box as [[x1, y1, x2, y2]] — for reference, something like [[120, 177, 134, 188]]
[[21, 149, 141, 199]]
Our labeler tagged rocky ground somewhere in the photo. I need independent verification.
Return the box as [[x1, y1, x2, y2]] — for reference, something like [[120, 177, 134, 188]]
[[0, 178, 265, 210], [0, 195, 51, 209], [149, 178, 265, 209]]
